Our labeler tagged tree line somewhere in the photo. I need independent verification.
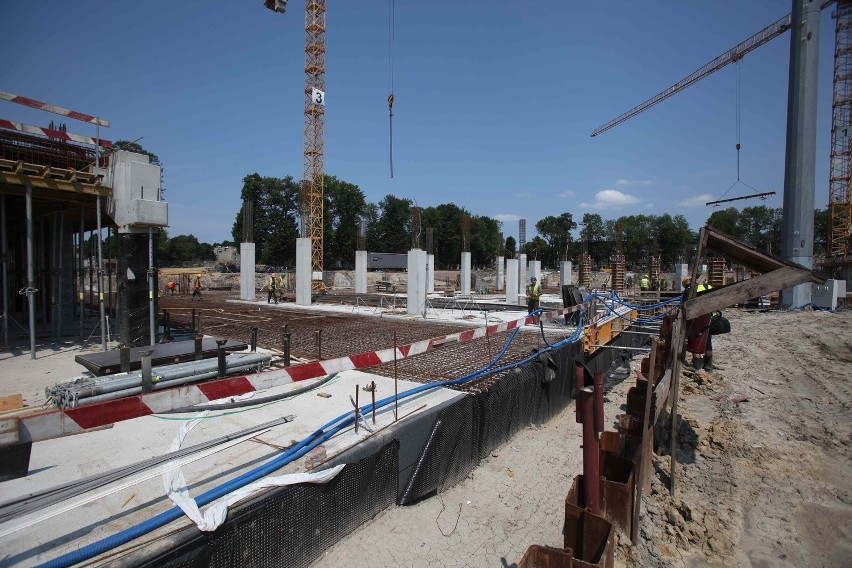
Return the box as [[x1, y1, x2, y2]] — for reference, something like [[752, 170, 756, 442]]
[[229, 172, 831, 271]]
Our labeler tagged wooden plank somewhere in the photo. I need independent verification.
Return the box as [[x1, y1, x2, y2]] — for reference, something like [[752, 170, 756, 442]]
[[0, 171, 111, 196], [684, 266, 818, 319], [0, 394, 23, 411], [653, 369, 672, 422]]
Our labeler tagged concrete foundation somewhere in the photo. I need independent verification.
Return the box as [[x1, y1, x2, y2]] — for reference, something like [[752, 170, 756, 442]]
[[355, 250, 367, 294], [240, 243, 256, 301], [296, 238, 311, 306], [560, 261, 572, 288], [427, 254, 435, 293], [506, 259, 519, 305], [461, 252, 471, 296], [496, 256, 505, 291], [407, 248, 426, 316]]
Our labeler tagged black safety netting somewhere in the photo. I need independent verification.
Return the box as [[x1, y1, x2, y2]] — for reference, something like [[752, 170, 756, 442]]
[[400, 338, 585, 505], [142, 440, 398, 568], [131, 323, 652, 566]]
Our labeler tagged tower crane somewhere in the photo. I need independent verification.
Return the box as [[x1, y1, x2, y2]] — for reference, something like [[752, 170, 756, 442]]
[[591, 0, 851, 261], [266, 0, 327, 288]]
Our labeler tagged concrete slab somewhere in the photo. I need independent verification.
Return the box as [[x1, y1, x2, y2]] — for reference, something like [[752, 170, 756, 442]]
[[0, 369, 464, 567]]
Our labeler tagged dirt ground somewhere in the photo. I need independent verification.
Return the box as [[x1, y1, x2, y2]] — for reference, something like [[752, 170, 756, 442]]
[[314, 308, 852, 568], [619, 308, 852, 567]]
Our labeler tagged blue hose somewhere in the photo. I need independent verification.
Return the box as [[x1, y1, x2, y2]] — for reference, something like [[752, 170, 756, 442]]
[[41, 323, 547, 568]]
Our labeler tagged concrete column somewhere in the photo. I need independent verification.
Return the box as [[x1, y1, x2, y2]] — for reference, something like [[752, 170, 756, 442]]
[[506, 259, 519, 305], [560, 261, 573, 288], [674, 263, 689, 291], [240, 243, 256, 301], [427, 254, 435, 293], [496, 256, 505, 291], [355, 250, 367, 294], [780, 0, 820, 308], [461, 251, 472, 295], [529, 260, 541, 283], [518, 253, 527, 294], [407, 248, 426, 316], [296, 238, 312, 306]]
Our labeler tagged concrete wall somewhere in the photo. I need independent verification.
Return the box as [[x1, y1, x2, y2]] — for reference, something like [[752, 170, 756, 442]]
[[506, 259, 519, 305], [296, 238, 311, 306], [240, 243, 255, 301], [496, 256, 504, 290], [407, 248, 426, 316], [560, 261, 572, 288], [461, 252, 471, 296], [355, 250, 367, 294]]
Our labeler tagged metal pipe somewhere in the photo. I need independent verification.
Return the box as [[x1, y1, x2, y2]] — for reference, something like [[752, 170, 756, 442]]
[[354, 385, 360, 434], [50, 212, 57, 341], [594, 371, 604, 435], [1, 195, 8, 347], [148, 228, 155, 346], [371, 381, 376, 425], [120, 344, 130, 373], [108, 226, 113, 320], [57, 209, 64, 339], [55, 353, 273, 402], [78, 206, 84, 341], [250, 326, 258, 352], [216, 339, 227, 378], [393, 330, 398, 420], [68, 361, 268, 407], [52, 353, 272, 403], [25, 184, 36, 359], [579, 386, 600, 515], [194, 334, 203, 361], [574, 361, 585, 423], [140, 349, 154, 393], [96, 196, 106, 350]]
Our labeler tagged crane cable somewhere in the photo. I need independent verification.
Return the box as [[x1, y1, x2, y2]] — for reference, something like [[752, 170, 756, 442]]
[[716, 61, 760, 203], [388, 0, 395, 178]]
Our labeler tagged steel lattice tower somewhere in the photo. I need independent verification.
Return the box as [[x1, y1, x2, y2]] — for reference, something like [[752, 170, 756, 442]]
[[304, 0, 326, 278], [830, 0, 852, 258]]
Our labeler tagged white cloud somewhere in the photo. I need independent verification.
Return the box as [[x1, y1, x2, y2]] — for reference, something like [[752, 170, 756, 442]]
[[557, 190, 575, 197], [644, 203, 655, 209], [593, 189, 640, 207], [676, 194, 713, 207], [494, 214, 521, 222], [514, 191, 532, 198], [615, 179, 653, 186]]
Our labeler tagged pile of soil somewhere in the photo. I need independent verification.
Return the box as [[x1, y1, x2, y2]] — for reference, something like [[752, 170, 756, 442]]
[[617, 309, 852, 567]]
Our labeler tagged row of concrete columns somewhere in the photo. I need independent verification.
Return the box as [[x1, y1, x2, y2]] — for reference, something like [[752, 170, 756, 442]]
[[237, 244, 578, 310]]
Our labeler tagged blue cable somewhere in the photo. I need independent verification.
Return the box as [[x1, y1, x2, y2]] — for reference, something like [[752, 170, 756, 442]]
[[40, 323, 542, 568]]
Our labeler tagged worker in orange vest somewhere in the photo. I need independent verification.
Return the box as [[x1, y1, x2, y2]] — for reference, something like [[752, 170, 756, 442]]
[[191, 274, 202, 301]]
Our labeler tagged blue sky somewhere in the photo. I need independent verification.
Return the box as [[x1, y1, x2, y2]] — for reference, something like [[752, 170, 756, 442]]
[[0, 1, 836, 245]]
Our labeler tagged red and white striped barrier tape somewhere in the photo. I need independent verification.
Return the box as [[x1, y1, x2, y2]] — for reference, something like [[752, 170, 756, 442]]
[[17, 303, 587, 443], [0, 119, 112, 148], [0, 91, 109, 127]]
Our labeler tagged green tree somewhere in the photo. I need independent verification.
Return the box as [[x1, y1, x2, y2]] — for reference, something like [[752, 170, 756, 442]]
[[813, 207, 828, 256], [654, 214, 694, 265], [504, 235, 517, 258], [231, 173, 300, 266], [536, 212, 576, 267], [422, 203, 464, 268], [706, 207, 743, 238], [471, 215, 502, 267], [579, 213, 606, 265], [323, 175, 367, 269], [366, 195, 412, 254]]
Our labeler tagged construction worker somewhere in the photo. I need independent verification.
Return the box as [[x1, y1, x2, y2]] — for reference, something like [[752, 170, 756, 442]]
[[640, 274, 650, 291], [526, 275, 541, 314], [166, 281, 177, 295], [191, 273, 202, 301], [682, 276, 714, 371], [267, 273, 278, 304]]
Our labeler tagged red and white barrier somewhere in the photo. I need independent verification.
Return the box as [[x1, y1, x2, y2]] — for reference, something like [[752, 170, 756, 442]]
[[17, 304, 586, 443], [0, 91, 109, 127], [0, 119, 112, 148]]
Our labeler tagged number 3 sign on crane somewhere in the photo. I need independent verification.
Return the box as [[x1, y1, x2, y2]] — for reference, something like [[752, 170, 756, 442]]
[[311, 88, 325, 106]]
